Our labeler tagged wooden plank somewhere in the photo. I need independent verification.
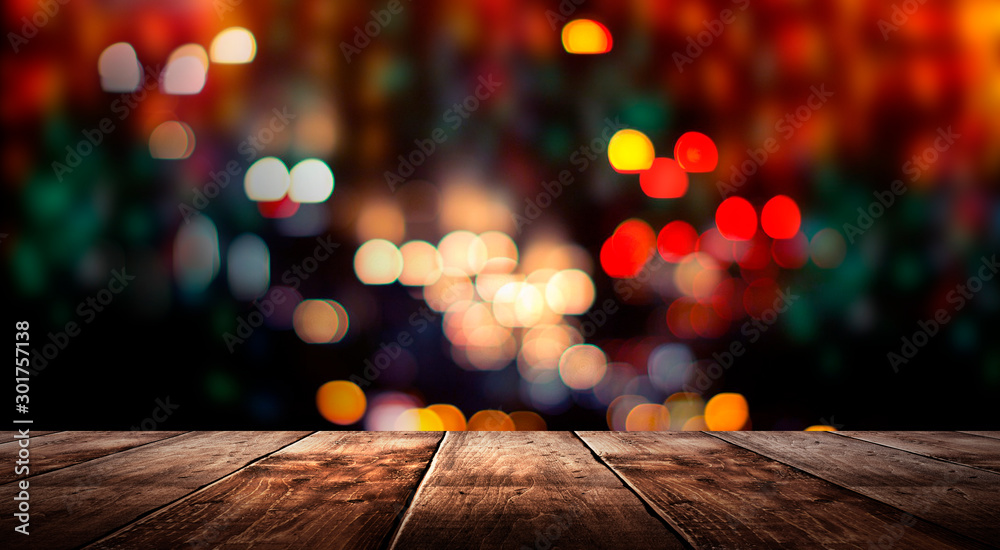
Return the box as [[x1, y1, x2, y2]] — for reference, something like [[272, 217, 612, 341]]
[[86, 432, 442, 550], [837, 431, 1000, 474], [579, 431, 988, 549], [0, 430, 60, 444], [713, 431, 1000, 547], [388, 431, 688, 550], [0, 431, 188, 485], [960, 431, 1000, 441], [0, 431, 310, 550]]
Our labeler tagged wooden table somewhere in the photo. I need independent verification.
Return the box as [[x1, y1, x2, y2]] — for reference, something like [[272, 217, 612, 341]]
[[2, 431, 998, 549]]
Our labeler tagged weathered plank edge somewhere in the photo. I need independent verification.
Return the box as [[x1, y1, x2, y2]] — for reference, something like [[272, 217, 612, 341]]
[[832, 431, 1000, 476], [573, 431, 697, 550], [81, 430, 317, 549], [384, 431, 450, 550], [958, 431, 1000, 441]]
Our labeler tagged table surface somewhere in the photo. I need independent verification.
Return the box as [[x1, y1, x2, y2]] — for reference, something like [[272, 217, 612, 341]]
[[1, 431, 998, 549]]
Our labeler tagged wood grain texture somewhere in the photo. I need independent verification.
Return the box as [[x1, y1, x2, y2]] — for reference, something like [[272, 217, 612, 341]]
[[714, 431, 1000, 547], [960, 431, 1000, 441], [837, 431, 1000, 474], [86, 431, 443, 550], [579, 431, 987, 549], [0, 431, 310, 550], [0, 430, 60, 444], [388, 431, 688, 550], [0, 431, 187, 485]]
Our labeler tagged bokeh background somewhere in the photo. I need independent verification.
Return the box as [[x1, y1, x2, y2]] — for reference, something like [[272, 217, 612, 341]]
[[4, 0, 1000, 431]]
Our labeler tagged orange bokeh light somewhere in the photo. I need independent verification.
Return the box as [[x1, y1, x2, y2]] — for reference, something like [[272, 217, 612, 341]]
[[316, 380, 366, 425], [704, 392, 749, 430], [466, 410, 516, 431]]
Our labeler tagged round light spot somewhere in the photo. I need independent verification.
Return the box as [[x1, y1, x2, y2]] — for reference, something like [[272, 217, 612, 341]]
[[761, 195, 801, 239], [466, 410, 515, 431], [399, 240, 443, 286], [210, 27, 257, 64], [625, 403, 671, 431], [98, 42, 141, 92], [244, 157, 290, 202], [293, 299, 348, 343], [704, 392, 749, 430], [545, 269, 595, 315], [427, 404, 467, 430], [558, 344, 608, 390], [509, 411, 547, 431], [674, 131, 719, 172], [639, 158, 688, 198], [608, 129, 655, 173], [715, 197, 757, 241], [561, 19, 613, 54], [288, 159, 334, 203], [149, 121, 195, 159], [354, 239, 403, 285], [395, 408, 445, 431], [316, 381, 365, 425]]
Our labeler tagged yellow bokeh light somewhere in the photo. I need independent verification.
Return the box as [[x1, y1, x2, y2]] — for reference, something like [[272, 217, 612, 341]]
[[545, 269, 595, 315], [805, 425, 837, 432], [354, 239, 404, 285], [399, 240, 443, 286], [558, 344, 608, 390], [561, 19, 613, 54], [704, 392, 750, 431], [510, 411, 547, 431], [149, 121, 195, 159], [394, 408, 445, 431], [479, 231, 518, 274], [438, 230, 489, 275], [665, 392, 706, 430], [293, 299, 348, 343], [210, 27, 257, 64], [608, 129, 655, 173], [427, 404, 467, 430], [625, 403, 671, 431], [316, 380, 366, 425], [466, 410, 516, 431]]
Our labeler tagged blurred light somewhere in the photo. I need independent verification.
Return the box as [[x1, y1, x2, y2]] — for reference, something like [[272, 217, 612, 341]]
[[518, 324, 582, 381], [479, 231, 519, 274], [399, 240, 443, 286], [227, 233, 269, 300], [316, 381, 365, 425], [510, 411, 547, 430], [771, 232, 809, 269], [162, 55, 206, 95], [521, 241, 593, 275], [682, 416, 708, 430], [657, 221, 699, 262], [607, 394, 649, 430], [608, 129, 655, 173], [696, 228, 735, 266], [667, 297, 698, 339], [364, 392, 421, 431], [427, 404, 466, 430], [625, 403, 671, 431], [561, 19, 612, 54], [476, 272, 521, 302], [602, 219, 655, 278], [704, 392, 749, 430], [545, 269, 595, 315], [293, 299, 348, 343], [395, 408, 445, 430], [288, 159, 334, 203], [716, 197, 757, 241], [761, 195, 802, 239], [167, 44, 209, 71], [423, 268, 474, 311], [98, 42, 141, 92], [493, 282, 547, 327], [149, 121, 195, 159], [467, 410, 515, 431], [674, 252, 721, 298], [559, 344, 608, 390], [356, 199, 405, 244], [245, 157, 291, 202], [524, 372, 572, 413], [257, 195, 300, 218], [354, 239, 404, 285], [809, 228, 847, 268], [733, 233, 772, 271], [639, 158, 688, 198], [648, 344, 694, 394], [210, 27, 257, 64], [173, 216, 220, 295], [438, 230, 488, 275], [805, 425, 837, 431], [674, 132, 719, 172], [665, 392, 706, 430]]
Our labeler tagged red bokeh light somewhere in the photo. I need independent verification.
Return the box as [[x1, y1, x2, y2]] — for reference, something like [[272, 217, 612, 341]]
[[601, 219, 655, 278], [666, 298, 698, 339], [639, 157, 688, 198], [656, 220, 698, 262], [733, 232, 771, 270], [761, 195, 801, 239], [258, 195, 300, 218], [674, 131, 719, 172], [715, 197, 757, 241], [771, 232, 809, 269]]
